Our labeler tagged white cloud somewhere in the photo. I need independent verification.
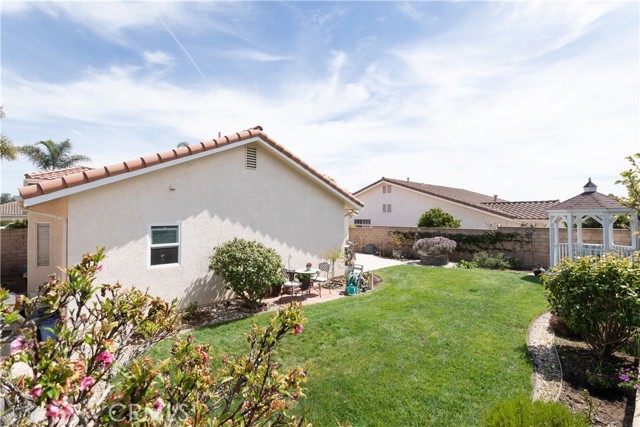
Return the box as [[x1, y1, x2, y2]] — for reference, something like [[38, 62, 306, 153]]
[[143, 50, 174, 67]]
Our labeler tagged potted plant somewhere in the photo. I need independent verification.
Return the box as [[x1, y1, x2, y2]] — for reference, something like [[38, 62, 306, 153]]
[[413, 236, 457, 266], [388, 233, 404, 259]]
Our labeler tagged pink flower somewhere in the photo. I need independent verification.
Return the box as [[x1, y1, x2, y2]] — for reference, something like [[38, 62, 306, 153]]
[[10, 337, 26, 354], [29, 384, 43, 399], [294, 324, 303, 336], [97, 264, 103, 272], [153, 398, 165, 413], [45, 403, 60, 419], [57, 397, 73, 421], [243, 401, 251, 409], [79, 376, 95, 391], [96, 350, 115, 369]]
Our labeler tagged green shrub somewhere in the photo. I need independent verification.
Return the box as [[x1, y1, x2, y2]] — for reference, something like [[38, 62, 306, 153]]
[[209, 238, 283, 310], [542, 253, 640, 361], [472, 251, 515, 270], [483, 395, 590, 427], [417, 207, 462, 228], [5, 219, 27, 229], [455, 260, 478, 269]]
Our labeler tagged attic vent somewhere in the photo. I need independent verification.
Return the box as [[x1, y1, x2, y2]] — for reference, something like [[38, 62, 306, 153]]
[[245, 147, 257, 170]]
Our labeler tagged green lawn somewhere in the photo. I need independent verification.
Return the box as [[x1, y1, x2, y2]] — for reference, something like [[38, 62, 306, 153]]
[[147, 266, 548, 427]]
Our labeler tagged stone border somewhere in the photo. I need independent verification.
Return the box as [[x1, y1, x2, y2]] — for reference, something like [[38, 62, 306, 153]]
[[527, 312, 563, 402]]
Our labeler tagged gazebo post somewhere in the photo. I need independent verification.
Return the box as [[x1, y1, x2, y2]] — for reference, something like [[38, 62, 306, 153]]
[[602, 214, 611, 253], [576, 214, 583, 255], [549, 214, 556, 267], [567, 213, 574, 260]]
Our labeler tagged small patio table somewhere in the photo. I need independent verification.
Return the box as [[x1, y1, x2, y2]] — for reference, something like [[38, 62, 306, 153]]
[[294, 268, 321, 297]]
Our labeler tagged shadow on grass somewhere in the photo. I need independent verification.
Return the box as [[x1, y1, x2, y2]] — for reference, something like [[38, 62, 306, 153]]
[[520, 275, 542, 285]]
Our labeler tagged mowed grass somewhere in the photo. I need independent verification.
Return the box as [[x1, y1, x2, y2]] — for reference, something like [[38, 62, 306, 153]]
[[147, 266, 548, 427]]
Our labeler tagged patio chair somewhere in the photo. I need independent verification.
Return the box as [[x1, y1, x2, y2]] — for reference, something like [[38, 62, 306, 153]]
[[280, 268, 301, 296], [312, 262, 331, 293]]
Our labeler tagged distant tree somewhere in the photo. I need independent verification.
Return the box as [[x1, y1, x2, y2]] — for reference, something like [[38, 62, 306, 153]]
[[616, 153, 640, 218], [0, 193, 15, 204], [0, 135, 19, 161], [417, 208, 462, 228], [177, 141, 190, 148], [0, 106, 19, 161], [20, 139, 90, 171]]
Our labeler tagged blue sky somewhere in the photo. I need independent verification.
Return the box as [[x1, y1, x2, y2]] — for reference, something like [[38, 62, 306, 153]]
[[1, 1, 638, 202]]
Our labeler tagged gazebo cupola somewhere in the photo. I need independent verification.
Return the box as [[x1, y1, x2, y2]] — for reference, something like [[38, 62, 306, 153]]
[[547, 178, 638, 267]]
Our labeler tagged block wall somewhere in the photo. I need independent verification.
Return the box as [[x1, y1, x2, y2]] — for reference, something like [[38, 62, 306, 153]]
[[1, 228, 28, 277]]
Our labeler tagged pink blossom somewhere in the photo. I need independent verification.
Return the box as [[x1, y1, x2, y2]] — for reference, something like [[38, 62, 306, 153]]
[[97, 264, 103, 272], [153, 398, 165, 413], [29, 384, 43, 399], [79, 376, 95, 391], [45, 403, 60, 419], [96, 350, 115, 368], [294, 324, 303, 336], [57, 397, 74, 421], [243, 401, 251, 409], [10, 337, 26, 353]]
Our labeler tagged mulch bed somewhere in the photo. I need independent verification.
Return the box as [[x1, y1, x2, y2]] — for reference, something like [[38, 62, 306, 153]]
[[554, 335, 636, 426]]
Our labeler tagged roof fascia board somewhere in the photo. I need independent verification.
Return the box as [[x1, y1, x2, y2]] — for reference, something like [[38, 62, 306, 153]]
[[548, 208, 634, 214], [23, 138, 262, 207], [256, 141, 361, 209]]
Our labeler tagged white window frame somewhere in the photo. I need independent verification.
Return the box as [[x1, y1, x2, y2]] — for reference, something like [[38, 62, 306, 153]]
[[354, 219, 372, 228], [37, 223, 50, 267], [148, 224, 181, 267]]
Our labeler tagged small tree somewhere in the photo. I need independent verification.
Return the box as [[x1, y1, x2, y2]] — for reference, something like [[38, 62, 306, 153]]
[[417, 208, 461, 228], [322, 246, 344, 281], [542, 253, 640, 361], [616, 153, 640, 222], [209, 238, 283, 310]]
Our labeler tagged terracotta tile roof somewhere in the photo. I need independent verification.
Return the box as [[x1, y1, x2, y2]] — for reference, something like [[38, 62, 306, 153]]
[[481, 201, 559, 220], [18, 126, 363, 208], [549, 192, 630, 211], [24, 165, 94, 181], [0, 201, 27, 218]]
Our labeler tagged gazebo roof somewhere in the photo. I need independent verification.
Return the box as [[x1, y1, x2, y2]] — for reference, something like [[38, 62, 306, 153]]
[[548, 179, 631, 212]]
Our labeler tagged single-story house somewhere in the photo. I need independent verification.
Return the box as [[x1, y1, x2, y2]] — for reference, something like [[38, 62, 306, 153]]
[[0, 201, 27, 223], [351, 177, 558, 229], [17, 126, 363, 306]]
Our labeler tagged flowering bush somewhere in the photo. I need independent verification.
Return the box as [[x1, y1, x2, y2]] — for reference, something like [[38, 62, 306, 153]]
[[542, 253, 640, 361], [209, 238, 283, 310], [0, 248, 309, 426], [413, 236, 457, 256], [618, 365, 640, 391]]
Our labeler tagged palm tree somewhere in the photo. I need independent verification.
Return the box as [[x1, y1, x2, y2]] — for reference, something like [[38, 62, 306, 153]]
[[20, 139, 90, 171], [0, 135, 19, 161], [177, 141, 190, 148]]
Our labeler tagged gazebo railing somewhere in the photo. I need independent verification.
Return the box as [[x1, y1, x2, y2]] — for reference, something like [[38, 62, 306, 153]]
[[554, 243, 636, 264]]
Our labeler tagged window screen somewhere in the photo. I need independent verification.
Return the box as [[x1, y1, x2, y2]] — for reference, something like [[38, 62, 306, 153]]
[[37, 223, 50, 267]]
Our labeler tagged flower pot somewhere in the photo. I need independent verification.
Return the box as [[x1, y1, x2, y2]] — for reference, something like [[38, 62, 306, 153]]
[[392, 249, 403, 259], [270, 284, 282, 297], [420, 254, 449, 266]]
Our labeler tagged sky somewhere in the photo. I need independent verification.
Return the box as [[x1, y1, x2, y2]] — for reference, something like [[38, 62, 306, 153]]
[[0, 0, 638, 202]]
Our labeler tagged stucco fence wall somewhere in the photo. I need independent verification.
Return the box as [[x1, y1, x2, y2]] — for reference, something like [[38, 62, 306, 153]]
[[0, 228, 28, 278], [349, 226, 633, 269]]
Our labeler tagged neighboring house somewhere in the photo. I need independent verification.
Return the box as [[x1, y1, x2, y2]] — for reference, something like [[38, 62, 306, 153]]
[[0, 201, 27, 222], [352, 177, 558, 229], [17, 126, 363, 305]]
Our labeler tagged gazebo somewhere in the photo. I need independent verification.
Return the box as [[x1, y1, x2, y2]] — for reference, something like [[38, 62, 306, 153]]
[[548, 179, 638, 267]]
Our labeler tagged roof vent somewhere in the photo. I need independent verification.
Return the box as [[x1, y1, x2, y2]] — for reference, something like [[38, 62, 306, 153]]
[[245, 146, 257, 170], [583, 177, 597, 193]]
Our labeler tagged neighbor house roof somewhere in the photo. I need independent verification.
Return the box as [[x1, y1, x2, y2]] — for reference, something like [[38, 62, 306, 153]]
[[18, 126, 363, 208], [481, 201, 560, 220], [0, 201, 27, 219], [355, 177, 555, 220]]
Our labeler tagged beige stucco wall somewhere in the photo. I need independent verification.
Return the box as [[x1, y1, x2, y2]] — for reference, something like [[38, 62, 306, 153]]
[[353, 182, 530, 229], [26, 199, 68, 294], [55, 142, 348, 306]]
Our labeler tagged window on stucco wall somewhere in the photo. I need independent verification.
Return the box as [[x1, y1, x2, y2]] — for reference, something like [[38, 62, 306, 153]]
[[37, 223, 50, 266], [150, 225, 180, 266]]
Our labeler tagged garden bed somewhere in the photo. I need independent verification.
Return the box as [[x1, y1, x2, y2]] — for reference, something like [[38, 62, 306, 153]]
[[555, 335, 636, 426]]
